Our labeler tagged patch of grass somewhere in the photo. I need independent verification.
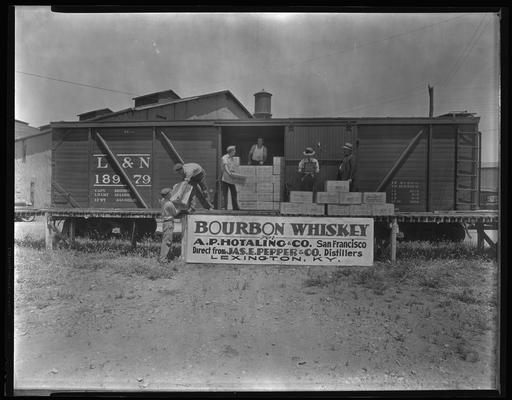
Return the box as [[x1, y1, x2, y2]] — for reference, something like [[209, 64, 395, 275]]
[[451, 288, 481, 304], [418, 274, 444, 289], [303, 274, 330, 288], [397, 241, 494, 260], [14, 236, 45, 250]]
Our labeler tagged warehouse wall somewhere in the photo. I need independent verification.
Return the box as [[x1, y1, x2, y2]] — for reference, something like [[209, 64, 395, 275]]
[[14, 133, 52, 208]]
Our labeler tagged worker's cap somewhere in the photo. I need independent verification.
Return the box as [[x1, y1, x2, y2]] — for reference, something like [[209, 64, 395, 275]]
[[303, 147, 315, 156], [160, 187, 172, 196], [343, 142, 353, 151], [226, 145, 236, 152], [173, 163, 184, 171]]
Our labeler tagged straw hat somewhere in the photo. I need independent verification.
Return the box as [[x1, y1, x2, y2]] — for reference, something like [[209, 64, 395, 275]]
[[303, 147, 316, 156], [343, 142, 353, 151]]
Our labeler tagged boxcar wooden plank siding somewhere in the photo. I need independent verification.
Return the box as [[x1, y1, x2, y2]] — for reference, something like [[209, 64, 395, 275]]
[[91, 128, 153, 208], [430, 127, 456, 210], [356, 125, 427, 211], [52, 128, 90, 208], [156, 127, 218, 209], [48, 116, 480, 213]]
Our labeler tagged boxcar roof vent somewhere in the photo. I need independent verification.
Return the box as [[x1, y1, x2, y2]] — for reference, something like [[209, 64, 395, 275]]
[[132, 89, 181, 107], [77, 108, 114, 121], [436, 111, 476, 118], [253, 89, 272, 119]]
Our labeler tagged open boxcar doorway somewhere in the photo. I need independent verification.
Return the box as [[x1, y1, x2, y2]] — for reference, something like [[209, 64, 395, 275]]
[[220, 126, 285, 166]]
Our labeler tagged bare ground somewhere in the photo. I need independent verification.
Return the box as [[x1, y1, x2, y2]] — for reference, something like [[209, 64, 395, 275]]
[[13, 219, 499, 392]]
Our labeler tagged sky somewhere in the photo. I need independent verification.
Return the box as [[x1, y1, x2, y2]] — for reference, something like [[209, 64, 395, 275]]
[[14, 8, 501, 162]]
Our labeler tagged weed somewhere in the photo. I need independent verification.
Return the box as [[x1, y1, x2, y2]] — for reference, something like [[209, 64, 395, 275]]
[[303, 273, 330, 288], [471, 313, 491, 332], [451, 288, 481, 304], [397, 241, 494, 261], [419, 274, 443, 289]]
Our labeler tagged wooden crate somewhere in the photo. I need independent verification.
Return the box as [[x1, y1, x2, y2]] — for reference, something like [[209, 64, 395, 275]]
[[349, 204, 373, 215], [316, 191, 339, 204], [280, 202, 304, 215], [325, 180, 350, 192], [301, 203, 325, 215], [239, 200, 258, 209], [257, 201, 275, 210], [338, 192, 363, 204], [238, 192, 256, 201], [289, 191, 313, 203], [326, 204, 351, 216], [238, 166, 256, 176], [256, 182, 274, 192], [363, 192, 387, 204], [371, 203, 395, 215], [237, 183, 256, 193], [256, 166, 274, 177], [273, 190, 281, 202], [230, 173, 247, 185], [257, 192, 273, 202]]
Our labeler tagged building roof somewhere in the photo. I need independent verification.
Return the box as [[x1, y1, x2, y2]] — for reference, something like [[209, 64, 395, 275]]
[[90, 89, 253, 121], [15, 120, 45, 141], [132, 89, 180, 101], [77, 108, 114, 120]]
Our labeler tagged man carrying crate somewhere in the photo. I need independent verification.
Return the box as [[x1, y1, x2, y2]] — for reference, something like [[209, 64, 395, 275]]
[[221, 145, 241, 210], [173, 163, 214, 210]]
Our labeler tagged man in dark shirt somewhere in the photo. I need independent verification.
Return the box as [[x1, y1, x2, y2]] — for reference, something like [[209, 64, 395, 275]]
[[337, 142, 357, 191], [173, 162, 214, 210]]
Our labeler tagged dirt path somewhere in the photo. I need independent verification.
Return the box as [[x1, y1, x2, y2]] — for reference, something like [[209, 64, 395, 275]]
[[13, 243, 498, 392]]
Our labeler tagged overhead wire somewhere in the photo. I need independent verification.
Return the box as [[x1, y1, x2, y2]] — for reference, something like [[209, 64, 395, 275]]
[[335, 15, 494, 116], [441, 15, 491, 86], [188, 13, 474, 91], [15, 71, 139, 96]]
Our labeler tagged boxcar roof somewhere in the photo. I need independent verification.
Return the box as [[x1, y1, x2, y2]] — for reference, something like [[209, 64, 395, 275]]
[[49, 114, 480, 128]]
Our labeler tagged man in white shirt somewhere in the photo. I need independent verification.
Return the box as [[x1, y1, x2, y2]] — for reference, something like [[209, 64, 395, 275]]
[[248, 137, 268, 165], [173, 162, 214, 210], [221, 146, 240, 210]]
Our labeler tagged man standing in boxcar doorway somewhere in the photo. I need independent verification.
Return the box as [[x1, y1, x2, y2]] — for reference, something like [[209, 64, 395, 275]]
[[337, 142, 357, 191], [298, 147, 320, 200], [173, 162, 214, 210], [248, 137, 268, 165]]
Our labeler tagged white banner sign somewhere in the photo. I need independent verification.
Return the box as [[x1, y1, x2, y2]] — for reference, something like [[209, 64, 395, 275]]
[[185, 215, 374, 266]]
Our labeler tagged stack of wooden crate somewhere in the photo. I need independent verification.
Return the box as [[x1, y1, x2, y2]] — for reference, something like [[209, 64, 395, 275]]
[[280, 190, 325, 215], [227, 157, 285, 210], [280, 180, 395, 216], [316, 181, 394, 216]]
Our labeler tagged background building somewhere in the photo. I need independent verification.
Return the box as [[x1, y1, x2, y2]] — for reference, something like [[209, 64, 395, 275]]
[[14, 119, 52, 208], [480, 161, 499, 209]]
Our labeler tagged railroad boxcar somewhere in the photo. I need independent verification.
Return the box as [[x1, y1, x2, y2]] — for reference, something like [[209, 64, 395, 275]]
[[48, 112, 481, 241]]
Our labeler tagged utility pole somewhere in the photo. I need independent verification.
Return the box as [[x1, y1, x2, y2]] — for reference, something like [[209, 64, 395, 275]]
[[428, 85, 434, 117]]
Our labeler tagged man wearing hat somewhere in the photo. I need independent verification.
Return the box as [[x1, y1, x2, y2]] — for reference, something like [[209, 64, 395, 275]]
[[337, 142, 357, 191], [298, 147, 320, 197], [173, 162, 214, 210], [159, 187, 179, 263], [221, 145, 240, 210]]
